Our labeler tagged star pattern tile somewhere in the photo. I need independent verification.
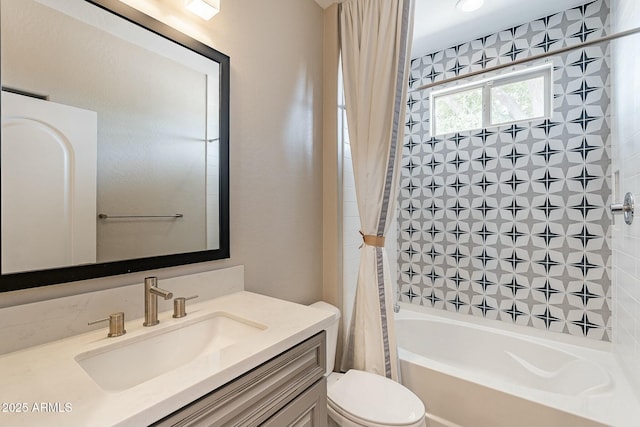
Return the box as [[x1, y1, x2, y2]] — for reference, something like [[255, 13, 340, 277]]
[[569, 283, 601, 306], [501, 145, 527, 166], [448, 270, 466, 289], [398, 0, 610, 341], [423, 290, 442, 306], [569, 312, 600, 336], [447, 293, 468, 312], [534, 279, 562, 302], [533, 306, 562, 329], [502, 301, 527, 322], [502, 276, 528, 297]]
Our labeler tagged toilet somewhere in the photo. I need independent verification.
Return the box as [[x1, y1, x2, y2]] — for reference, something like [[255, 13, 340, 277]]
[[310, 302, 426, 427]]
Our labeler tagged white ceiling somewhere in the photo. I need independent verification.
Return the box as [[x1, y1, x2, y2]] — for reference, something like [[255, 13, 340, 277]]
[[412, 0, 590, 58], [312, 0, 591, 58]]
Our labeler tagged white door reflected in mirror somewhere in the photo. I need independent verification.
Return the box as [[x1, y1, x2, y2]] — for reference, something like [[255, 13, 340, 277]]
[[1, 91, 97, 273]]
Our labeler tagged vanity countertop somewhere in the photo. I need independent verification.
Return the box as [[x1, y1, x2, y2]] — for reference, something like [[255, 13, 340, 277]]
[[0, 291, 333, 427]]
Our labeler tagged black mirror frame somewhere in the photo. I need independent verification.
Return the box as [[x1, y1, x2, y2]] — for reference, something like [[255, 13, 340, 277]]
[[0, 0, 230, 292]]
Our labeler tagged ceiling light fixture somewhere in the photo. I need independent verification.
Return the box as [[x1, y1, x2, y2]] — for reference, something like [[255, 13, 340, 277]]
[[456, 0, 484, 12], [185, 0, 220, 20]]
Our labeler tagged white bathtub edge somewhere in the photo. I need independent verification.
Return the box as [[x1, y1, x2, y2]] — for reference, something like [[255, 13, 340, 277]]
[[395, 304, 640, 427], [396, 302, 612, 352]]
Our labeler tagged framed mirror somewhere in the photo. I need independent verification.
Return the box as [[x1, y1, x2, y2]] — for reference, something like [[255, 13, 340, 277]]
[[0, 0, 230, 292]]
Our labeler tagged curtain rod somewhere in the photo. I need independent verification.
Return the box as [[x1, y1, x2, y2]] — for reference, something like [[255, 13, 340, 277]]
[[410, 26, 640, 93]]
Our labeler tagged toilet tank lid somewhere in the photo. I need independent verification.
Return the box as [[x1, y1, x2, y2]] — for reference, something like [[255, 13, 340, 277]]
[[309, 301, 341, 320]]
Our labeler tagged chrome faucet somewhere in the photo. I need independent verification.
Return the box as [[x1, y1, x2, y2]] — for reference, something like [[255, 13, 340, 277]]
[[143, 276, 173, 326]]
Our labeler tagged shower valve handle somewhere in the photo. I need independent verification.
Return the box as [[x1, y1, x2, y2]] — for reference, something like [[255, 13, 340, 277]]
[[610, 192, 634, 225]]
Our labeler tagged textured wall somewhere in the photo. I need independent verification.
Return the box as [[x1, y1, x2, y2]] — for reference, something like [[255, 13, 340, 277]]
[[399, 0, 612, 340]]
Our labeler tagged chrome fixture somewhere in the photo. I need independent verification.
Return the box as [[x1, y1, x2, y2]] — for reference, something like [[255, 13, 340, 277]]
[[173, 295, 199, 318], [610, 192, 635, 225], [143, 277, 174, 327], [88, 312, 126, 337]]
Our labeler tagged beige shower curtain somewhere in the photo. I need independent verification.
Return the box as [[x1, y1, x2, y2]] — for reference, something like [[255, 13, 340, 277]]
[[339, 0, 414, 380]]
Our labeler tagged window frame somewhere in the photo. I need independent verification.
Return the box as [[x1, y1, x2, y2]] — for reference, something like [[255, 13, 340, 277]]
[[429, 63, 553, 136]]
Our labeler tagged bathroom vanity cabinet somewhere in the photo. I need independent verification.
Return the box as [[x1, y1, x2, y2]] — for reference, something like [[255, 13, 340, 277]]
[[0, 290, 334, 427], [152, 331, 327, 426]]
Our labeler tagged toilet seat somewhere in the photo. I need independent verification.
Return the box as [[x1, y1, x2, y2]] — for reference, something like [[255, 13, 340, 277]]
[[328, 370, 425, 427]]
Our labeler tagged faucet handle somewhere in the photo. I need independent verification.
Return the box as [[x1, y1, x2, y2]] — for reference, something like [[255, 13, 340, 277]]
[[173, 295, 199, 318], [88, 312, 126, 337]]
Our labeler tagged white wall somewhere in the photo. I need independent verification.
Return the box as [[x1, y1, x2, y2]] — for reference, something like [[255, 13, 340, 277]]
[[340, 90, 360, 334], [611, 0, 640, 394], [1, 0, 324, 307]]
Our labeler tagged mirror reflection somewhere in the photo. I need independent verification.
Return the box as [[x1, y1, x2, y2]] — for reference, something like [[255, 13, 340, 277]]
[[1, 0, 228, 281]]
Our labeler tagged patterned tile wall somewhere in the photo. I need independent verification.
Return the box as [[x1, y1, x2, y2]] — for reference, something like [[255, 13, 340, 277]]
[[399, 0, 612, 340]]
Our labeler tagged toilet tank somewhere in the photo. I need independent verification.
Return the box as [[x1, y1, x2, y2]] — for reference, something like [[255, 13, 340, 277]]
[[309, 301, 340, 375]]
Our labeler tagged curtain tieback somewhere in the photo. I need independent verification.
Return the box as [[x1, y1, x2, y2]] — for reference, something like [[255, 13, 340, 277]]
[[360, 231, 385, 247]]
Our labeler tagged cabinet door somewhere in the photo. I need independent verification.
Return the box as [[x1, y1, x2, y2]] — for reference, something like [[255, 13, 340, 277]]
[[152, 331, 326, 427], [262, 378, 327, 427]]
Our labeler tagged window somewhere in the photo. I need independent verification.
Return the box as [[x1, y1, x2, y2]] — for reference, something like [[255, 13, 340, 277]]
[[433, 86, 483, 135], [430, 64, 552, 136]]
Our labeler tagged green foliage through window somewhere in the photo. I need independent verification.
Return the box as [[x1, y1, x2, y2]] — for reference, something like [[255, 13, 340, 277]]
[[490, 76, 545, 125], [434, 88, 482, 135], [431, 66, 551, 136]]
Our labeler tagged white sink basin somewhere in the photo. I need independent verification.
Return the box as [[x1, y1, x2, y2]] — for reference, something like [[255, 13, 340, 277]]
[[75, 313, 266, 392]]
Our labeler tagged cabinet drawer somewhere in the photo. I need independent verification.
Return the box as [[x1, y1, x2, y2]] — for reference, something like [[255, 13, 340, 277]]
[[262, 378, 327, 427], [153, 331, 326, 427]]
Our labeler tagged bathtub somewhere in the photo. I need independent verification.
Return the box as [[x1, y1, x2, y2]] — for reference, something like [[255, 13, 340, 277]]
[[395, 303, 640, 427]]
